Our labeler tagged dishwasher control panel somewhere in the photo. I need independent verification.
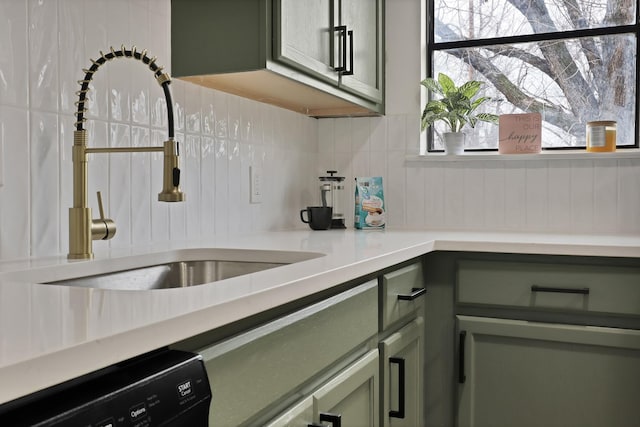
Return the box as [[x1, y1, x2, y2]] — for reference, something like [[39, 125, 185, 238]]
[[0, 349, 212, 426]]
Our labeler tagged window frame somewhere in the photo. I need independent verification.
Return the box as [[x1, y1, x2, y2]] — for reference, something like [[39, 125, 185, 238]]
[[425, 0, 640, 153]]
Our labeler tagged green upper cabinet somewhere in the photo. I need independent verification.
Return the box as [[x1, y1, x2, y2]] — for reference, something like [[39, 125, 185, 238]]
[[339, 0, 383, 102], [274, 0, 337, 85], [171, 0, 384, 117], [274, 0, 384, 103]]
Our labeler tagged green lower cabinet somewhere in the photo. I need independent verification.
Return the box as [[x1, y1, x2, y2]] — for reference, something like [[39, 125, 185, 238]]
[[178, 260, 426, 426], [264, 396, 314, 427], [380, 317, 425, 427], [266, 349, 380, 427], [313, 349, 380, 427], [197, 280, 378, 426], [456, 315, 640, 427]]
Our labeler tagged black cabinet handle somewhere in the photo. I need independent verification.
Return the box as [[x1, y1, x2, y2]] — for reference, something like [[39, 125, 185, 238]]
[[389, 357, 406, 419], [343, 30, 354, 76], [458, 330, 466, 384], [333, 25, 347, 72], [531, 285, 590, 295], [397, 287, 426, 301], [319, 412, 341, 427], [332, 26, 353, 76]]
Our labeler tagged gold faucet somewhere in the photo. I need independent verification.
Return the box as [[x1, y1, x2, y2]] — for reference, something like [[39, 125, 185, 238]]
[[69, 46, 185, 260]]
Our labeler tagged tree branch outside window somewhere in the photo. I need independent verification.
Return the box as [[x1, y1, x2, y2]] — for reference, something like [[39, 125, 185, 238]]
[[428, 0, 638, 151]]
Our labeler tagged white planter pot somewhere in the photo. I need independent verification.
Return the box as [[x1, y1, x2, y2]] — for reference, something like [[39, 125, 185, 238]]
[[443, 132, 465, 155]]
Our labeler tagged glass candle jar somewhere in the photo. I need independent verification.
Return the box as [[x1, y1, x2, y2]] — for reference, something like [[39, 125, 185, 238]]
[[586, 120, 617, 152]]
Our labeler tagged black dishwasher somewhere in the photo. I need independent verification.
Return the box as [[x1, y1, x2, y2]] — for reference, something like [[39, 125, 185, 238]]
[[0, 349, 211, 426]]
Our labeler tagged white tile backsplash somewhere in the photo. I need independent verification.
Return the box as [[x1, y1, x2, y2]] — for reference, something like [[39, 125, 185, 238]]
[[319, 114, 640, 235], [0, 0, 637, 262], [618, 159, 640, 231], [109, 123, 132, 249], [131, 126, 152, 245], [30, 111, 59, 257], [0, 2, 28, 108], [0, 106, 29, 260], [84, 1, 109, 122], [58, 0, 85, 116], [200, 136, 216, 236], [184, 134, 202, 240], [0, 0, 319, 261], [28, 0, 59, 113], [483, 161, 506, 229]]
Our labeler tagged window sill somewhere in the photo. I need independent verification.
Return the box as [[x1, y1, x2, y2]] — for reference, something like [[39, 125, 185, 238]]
[[406, 149, 640, 164]]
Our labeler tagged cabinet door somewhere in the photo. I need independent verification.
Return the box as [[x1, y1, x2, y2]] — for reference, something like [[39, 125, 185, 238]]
[[275, 0, 338, 84], [457, 315, 640, 427], [380, 318, 425, 427], [199, 280, 377, 426], [313, 349, 380, 427], [264, 396, 314, 427], [339, 0, 383, 102]]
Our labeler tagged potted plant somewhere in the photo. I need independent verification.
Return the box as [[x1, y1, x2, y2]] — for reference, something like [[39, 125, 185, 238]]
[[421, 72, 499, 154]]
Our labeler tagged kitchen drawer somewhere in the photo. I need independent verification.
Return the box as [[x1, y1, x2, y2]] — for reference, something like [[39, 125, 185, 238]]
[[457, 260, 640, 316], [381, 262, 426, 331], [199, 279, 378, 426]]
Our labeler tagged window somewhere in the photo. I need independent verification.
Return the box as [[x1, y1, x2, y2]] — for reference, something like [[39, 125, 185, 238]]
[[427, 0, 638, 151]]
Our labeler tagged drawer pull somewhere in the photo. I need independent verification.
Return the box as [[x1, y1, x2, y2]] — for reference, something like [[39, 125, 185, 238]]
[[389, 357, 406, 419], [397, 287, 426, 301], [531, 285, 590, 295], [458, 331, 466, 384], [319, 412, 341, 427]]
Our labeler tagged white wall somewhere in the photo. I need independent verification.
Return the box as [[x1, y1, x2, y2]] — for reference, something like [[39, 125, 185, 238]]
[[318, 0, 640, 235], [0, 0, 319, 261]]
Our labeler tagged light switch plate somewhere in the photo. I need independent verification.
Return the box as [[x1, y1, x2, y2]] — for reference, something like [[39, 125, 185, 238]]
[[250, 166, 262, 204]]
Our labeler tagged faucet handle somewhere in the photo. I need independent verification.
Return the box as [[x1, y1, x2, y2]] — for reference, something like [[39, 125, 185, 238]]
[[91, 191, 116, 241], [96, 191, 106, 220]]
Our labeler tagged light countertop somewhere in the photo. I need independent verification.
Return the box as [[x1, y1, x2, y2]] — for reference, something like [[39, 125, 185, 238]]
[[0, 229, 639, 404]]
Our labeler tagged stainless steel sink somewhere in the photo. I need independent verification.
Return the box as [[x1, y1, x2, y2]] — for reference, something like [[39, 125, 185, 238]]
[[45, 260, 287, 291], [0, 248, 324, 291]]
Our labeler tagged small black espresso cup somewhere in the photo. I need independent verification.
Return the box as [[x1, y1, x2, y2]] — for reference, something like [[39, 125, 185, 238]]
[[300, 206, 333, 230]]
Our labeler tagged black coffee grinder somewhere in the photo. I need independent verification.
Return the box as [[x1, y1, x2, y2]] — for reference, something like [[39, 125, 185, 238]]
[[319, 170, 346, 229]]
